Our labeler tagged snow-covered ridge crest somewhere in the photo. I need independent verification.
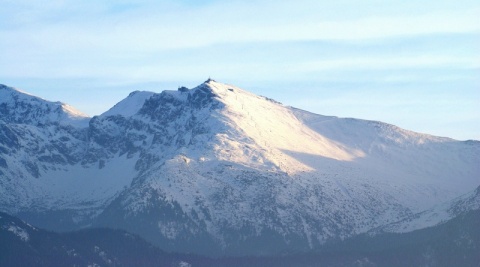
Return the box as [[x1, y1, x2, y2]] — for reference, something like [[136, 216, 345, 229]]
[[0, 84, 90, 127], [101, 90, 155, 117], [200, 80, 367, 173], [100, 79, 223, 118], [0, 79, 479, 256], [126, 79, 366, 173]]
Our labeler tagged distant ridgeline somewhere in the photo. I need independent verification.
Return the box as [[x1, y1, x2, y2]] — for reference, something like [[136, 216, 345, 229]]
[[1, 210, 479, 267]]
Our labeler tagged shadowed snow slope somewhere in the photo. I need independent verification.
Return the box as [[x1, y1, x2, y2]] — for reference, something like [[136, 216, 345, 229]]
[[0, 79, 478, 256]]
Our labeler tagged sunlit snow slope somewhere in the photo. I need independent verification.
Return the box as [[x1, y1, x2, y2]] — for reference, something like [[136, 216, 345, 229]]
[[0, 80, 478, 255]]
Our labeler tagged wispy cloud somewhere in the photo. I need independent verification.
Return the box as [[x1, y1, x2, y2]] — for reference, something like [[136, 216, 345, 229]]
[[1, 0, 479, 139]]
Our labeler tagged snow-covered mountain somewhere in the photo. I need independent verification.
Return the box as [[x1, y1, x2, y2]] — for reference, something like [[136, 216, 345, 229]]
[[376, 185, 480, 234], [0, 84, 89, 127], [0, 80, 479, 256]]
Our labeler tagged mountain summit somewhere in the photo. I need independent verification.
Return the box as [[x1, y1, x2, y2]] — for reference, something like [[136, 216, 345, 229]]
[[0, 84, 89, 127], [0, 80, 479, 255]]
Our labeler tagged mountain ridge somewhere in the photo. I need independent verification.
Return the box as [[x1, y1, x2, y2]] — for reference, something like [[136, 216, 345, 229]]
[[0, 79, 478, 256], [0, 84, 89, 127], [2, 209, 479, 267]]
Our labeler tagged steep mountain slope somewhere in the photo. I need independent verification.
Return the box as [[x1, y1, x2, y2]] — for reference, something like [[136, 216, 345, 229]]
[[0, 84, 89, 127], [377, 185, 480, 233], [0, 80, 479, 256], [92, 80, 479, 255], [0, 84, 137, 230], [101, 90, 155, 117], [292, 108, 480, 210]]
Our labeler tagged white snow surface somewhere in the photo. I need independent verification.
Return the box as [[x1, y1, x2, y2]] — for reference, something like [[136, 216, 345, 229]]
[[7, 225, 29, 242], [118, 80, 479, 243], [0, 84, 90, 127], [2, 153, 138, 212], [0, 80, 479, 247], [149, 80, 479, 210], [378, 185, 480, 233], [178, 261, 192, 267], [101, 90, 155, 117]]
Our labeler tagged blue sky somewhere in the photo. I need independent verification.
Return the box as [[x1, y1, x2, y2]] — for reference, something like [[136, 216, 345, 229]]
[[1, 0, 479, 140]]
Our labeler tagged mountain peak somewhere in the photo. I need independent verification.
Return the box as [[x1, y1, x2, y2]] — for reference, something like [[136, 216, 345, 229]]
[[133, 80, 366, 174], [1, 80, 478, 256], [0, 84, 89, 127], [101, 90, 155, 118]]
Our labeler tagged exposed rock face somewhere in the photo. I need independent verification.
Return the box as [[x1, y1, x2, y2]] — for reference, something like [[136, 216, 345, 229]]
[[1, 80, 479, 256]]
